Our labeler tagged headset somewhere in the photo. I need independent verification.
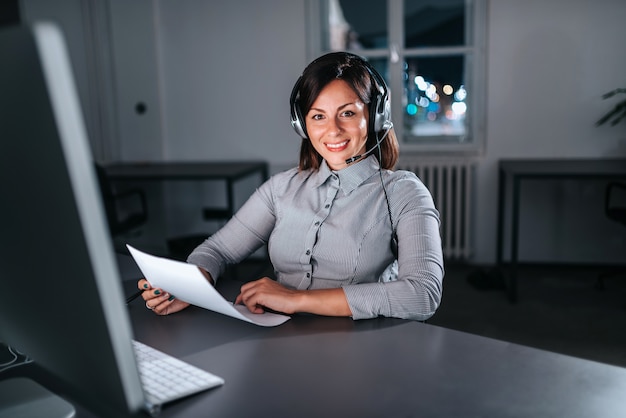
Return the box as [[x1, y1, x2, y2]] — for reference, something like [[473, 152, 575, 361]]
[[290, 52, 392, 140]]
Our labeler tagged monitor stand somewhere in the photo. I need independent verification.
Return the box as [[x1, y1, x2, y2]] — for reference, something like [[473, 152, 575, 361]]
[[0, 377, 76, 418]]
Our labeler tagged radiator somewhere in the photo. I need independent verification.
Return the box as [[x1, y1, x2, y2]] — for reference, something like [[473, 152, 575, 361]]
[[397, 158, 474, 260]]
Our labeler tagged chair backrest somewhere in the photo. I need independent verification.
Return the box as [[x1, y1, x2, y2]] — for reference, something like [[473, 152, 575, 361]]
[[605, 181, 626, 227], [94, 163, 120, 231]]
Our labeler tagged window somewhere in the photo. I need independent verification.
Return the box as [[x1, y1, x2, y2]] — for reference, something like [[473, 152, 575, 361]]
[[310, 0, 486, 153]]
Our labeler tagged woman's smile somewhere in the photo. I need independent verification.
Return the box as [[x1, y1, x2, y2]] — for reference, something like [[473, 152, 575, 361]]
[[325, 140, 350, 151]]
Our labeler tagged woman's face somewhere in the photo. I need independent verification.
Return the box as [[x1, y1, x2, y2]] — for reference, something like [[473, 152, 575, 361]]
[[305, 79, 368, 170]]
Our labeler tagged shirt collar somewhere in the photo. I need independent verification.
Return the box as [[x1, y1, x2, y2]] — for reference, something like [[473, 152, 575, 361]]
[[311, 156, 381, 194]]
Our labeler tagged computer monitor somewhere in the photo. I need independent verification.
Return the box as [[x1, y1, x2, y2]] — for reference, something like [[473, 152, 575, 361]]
[[0, 23, 145, 415]]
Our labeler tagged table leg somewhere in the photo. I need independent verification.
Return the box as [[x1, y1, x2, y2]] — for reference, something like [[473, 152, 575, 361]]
[[509, 175, 521, 303], [496, 166, 505, 266]]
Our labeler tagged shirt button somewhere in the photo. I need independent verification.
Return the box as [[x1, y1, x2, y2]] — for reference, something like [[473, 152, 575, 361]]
[[306, 273, 310, 278], [314, 221, 320, 226], [306, 249, 311, 255], [325, 204, 330, 209]]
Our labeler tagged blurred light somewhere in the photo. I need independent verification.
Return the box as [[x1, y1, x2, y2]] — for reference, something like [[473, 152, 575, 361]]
[[455, 85, 467, 101], [443, 84, 453, 95], [427, 102, 440, 113], [406, 103, 418, 115], [425, 84, 438, 101], [414, 75, 428, 91], [418, 97, 429, 107], [452, 101, 467, 115], [427, 111, 437, 121]]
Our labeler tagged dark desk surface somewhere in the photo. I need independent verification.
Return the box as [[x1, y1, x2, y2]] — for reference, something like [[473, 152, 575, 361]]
[[104, 161, 269, 181], [6, 286, 626, 417], [499, 158, 626, 177], [121, 278, 626, 418]]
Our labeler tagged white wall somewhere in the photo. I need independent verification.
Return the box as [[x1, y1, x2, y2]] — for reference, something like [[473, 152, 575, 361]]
[[155, 0, 306, 168], [487, 0, 626, 159]]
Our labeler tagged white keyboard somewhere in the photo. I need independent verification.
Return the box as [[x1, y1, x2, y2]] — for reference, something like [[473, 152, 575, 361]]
[[133, 340, 224, 408]]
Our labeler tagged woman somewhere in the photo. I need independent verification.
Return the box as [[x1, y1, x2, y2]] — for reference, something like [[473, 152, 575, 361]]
[[140, 52, 444, 321]]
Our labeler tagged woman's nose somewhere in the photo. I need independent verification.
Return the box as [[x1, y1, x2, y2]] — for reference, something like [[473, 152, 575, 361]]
[[328, 117, 343, 135]]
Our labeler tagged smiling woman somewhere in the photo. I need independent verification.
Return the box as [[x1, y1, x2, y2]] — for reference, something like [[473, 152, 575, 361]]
[[139, 52, 445, 322], [290, 52, 397, 171]]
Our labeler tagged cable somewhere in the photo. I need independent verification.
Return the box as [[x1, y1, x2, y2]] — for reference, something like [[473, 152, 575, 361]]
[[0, 344, 33, 373], [375, 133, 398, 259]]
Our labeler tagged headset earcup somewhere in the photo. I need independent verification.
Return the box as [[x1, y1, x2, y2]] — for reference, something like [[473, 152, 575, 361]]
[[371, 92, 391, 133], [291, 110, 307, 139], [290, 77, 308, 139], [365, 60, 391, 134]]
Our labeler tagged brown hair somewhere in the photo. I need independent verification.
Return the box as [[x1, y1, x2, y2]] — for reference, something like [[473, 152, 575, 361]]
[[293, 52, 399, 171]]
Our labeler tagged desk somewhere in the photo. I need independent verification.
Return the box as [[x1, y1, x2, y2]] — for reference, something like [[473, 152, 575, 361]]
[[496, 158, 626, 302], [104, 161, 269, 219], [135, 287, 626, 417], [7, 289, 626, 417]]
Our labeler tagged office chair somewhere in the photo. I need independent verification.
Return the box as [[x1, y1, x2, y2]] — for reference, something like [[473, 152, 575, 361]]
[[595, 181, 626, 290], [166, 208, 231, 261], [94, 163, 148, 237]]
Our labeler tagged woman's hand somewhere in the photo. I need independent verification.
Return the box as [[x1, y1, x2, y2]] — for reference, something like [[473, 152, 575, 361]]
[[235, 277, 302, 315], [138, 279, 190, 316]]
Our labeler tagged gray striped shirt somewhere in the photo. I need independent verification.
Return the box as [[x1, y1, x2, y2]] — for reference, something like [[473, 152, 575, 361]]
[[187, 156, 444, 321]]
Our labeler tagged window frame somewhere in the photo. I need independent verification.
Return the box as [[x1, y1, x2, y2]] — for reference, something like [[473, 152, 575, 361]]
[[306, 0, 487, 155]]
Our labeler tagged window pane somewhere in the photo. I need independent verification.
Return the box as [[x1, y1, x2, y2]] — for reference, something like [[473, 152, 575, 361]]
[[366, 57, 389, 86], [404, 0, 466, 48], [403, 56, 468, 141], [325, 0, 388, 51]]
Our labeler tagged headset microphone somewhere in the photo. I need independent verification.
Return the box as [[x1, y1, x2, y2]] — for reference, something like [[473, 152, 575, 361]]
[[344, 155, 362, 165], [344, 121, 393, 165]]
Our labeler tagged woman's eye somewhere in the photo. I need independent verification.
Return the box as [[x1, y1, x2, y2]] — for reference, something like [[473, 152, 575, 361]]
[[342, 110, 355, 117], [311, 114, 324, 121]]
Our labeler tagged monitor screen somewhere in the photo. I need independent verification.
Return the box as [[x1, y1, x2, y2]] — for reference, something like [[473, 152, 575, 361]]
[[0, 23, 145, 415]]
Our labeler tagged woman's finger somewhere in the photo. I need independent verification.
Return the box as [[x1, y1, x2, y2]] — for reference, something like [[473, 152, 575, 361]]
[[137, 278, 151, 290]]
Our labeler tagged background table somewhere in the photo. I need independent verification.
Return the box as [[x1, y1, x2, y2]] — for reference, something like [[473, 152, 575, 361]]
[[104, 161, 269, 220], [104, 161, 269, 257], [496, 158, 626, 302]]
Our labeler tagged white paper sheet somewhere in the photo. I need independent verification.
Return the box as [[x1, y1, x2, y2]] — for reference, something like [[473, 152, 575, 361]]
[[126, 245, 290, 327]]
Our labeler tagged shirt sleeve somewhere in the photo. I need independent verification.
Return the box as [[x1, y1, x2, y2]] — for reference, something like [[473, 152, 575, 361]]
[[186, 178, 276, 283], [342, 174, 444, 321]]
